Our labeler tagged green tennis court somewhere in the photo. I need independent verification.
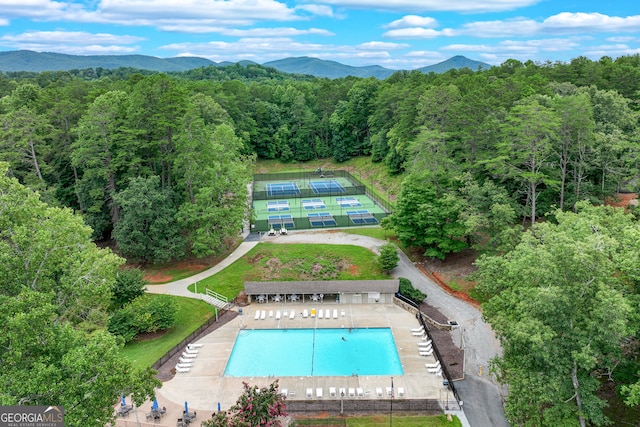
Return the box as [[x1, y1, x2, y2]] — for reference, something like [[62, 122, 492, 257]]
[[252, 171, 389, 232]]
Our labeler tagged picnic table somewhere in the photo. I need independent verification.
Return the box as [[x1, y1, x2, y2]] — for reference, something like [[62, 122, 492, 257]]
[[117, 405, 133, 417]]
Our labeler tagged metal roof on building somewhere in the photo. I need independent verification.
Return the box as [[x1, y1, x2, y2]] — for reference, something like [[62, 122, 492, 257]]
[[244, 280, 399, 295]]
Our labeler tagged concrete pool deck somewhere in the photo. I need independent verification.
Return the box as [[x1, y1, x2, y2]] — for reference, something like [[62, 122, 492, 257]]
[[115, 303, 454, 426]]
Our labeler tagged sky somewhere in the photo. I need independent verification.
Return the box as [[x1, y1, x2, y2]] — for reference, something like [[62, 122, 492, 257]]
[[0, 0, 638, 69]]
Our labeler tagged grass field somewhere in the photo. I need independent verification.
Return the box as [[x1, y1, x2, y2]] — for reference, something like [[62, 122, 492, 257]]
[[189, 242, 389, 297], [345, 414, 462, 426], [119, 295, 217, 368]]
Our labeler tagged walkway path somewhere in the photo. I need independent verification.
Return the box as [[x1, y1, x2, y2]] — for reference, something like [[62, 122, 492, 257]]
[[145, 229, 508, 426]]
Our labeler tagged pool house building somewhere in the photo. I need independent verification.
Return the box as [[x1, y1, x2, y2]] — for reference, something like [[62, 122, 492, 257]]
[[244, 280, 399, 305]]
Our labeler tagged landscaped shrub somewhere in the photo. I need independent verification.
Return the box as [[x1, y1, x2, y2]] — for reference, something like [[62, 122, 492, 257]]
[[108, 295, 176, 342], [398, 277, 426, 304]]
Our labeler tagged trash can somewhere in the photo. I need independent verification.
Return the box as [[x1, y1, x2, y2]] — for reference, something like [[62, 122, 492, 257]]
[[238, 308, 243, 316]]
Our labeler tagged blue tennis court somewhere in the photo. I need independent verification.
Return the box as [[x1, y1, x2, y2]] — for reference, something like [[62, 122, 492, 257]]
[[309, 180, 346, 194], [302, 198, 326, 210], [308, 212, 337, 227], [267, 200, 290, 212], [336, 196, 362, 207], [346, 210, 379, 224], [268, 214, 295, 229], [267, 182, 301, 197]]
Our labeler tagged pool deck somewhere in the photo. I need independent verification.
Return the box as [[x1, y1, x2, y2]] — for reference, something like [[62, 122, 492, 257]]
[[118, 303, 451, 425]]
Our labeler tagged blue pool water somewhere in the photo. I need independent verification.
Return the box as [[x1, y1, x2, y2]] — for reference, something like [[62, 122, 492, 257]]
[[224, 328, 404, 377]]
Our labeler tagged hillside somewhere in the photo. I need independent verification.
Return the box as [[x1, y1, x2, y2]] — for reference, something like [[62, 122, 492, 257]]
[[0, 50, 491, 78]]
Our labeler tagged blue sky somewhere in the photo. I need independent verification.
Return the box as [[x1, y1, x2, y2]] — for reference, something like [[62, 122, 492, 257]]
[[0, 0, 638, 69]]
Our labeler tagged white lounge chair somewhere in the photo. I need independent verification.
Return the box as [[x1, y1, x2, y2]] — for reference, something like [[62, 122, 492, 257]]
[[311, 308, 316, 318], [188, 343, 203, 349], [261, 310, 266, 320], [425, 360, 441, 369], [417, 341, 432, 347], [333, 309, 338, 319], [280, 389, 288, 397], [175, 366, 190, 373], [420, 337, 432, 343], [427, 367, 441, 374], [179, 356, 194, 363], [329, 387, 336, 398], [418, 345, 433, 352], [276, 310, 281, 320], [254, 310, 260, 320], [184, 348, 198, 354], [306, 388, 313, 398], [176, 363, 192, 368], [341, 309, 345, 317], [316, 388, 323, 398], [357, 387, 364, 397], [182, 352, 196, 359], [302, 309, 308, 318], [411, 326, 424, 332], [398, 387, 405, 398], [318, 309, 323, 319], [386, 387, 392, 397], [419, 350, 433, 356], [411, 331, 426, 336], [289, 310, 295, 319], [269, 310, 273, 318], [376, 387, 383, 398], [348, 388, 355, 398]]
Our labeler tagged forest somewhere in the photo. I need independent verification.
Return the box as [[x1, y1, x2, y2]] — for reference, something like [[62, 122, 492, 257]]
[[1, 55, 640, 426]]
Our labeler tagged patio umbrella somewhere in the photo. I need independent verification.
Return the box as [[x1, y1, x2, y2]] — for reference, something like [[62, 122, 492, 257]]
[[121, 395, 126, 407], [184, 401, 189, 416], [151, 398, 159, 411]]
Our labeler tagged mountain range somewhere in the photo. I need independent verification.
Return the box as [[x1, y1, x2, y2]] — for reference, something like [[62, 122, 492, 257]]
[[0, 50, 491, 79]]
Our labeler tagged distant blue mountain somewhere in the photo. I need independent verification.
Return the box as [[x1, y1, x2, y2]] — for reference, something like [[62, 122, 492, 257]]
[[263, 56, 395, 79], [0, 50, 492, 78]]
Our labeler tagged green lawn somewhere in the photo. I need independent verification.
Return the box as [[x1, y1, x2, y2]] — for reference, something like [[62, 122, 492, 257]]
[[119, 295, 217, 368], [345, 414, 461, 426], [189, 242, 390, 298]]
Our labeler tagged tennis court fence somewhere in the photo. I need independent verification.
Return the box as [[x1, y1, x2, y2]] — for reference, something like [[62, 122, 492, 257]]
[[253, 169, 392, 213]]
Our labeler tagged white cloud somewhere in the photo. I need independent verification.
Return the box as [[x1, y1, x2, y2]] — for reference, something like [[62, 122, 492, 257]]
[[217, 27, 334, 37], [385, 15, 438, 29], [94, 0, 299, 23], [0, 30, 144, 45], [356, 41, 408, 50], [295, 4, 335, 17], [543, 12, 640, 33], [308, 0, 542, 13], [384, 27, 454, 38], [0, 18, 9, 26]]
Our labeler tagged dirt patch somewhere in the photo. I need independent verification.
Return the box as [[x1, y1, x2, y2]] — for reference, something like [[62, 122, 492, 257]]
[[606, 192, 638, 209]]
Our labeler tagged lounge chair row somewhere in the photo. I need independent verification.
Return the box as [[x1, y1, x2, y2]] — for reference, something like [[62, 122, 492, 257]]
[[254, 309, 295, 320], [283, 386, 405, 399], [253, 308, 347, 320], [175, 345, 202, 373]]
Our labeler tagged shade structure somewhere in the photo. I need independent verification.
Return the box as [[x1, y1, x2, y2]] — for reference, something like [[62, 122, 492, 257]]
[[184, 401, 189, 415]]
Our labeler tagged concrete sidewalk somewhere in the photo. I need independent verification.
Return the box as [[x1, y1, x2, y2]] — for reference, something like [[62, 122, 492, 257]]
[[146, 240, 259, 298]]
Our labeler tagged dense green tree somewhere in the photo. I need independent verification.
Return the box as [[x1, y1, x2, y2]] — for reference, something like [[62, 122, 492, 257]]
[[176, 123, 253, 257], [72, 90, 132, 239], [111, 268, 147, 309], [112, 175, 185, 263], [385, 172, 467, 259], [491, 97, 559, 227], [109, 294, 176, 342], [377, 243, 399, 271], [0, 163, 159, 426], [476, 202, 637, 426]]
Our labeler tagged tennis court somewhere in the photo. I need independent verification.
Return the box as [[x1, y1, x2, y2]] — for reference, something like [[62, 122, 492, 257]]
[[252, 170, 390, 232], [266, 182, 301, 197]]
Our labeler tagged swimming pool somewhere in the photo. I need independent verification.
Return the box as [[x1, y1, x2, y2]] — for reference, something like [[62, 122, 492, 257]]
[[224, 328, 404, 377]]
